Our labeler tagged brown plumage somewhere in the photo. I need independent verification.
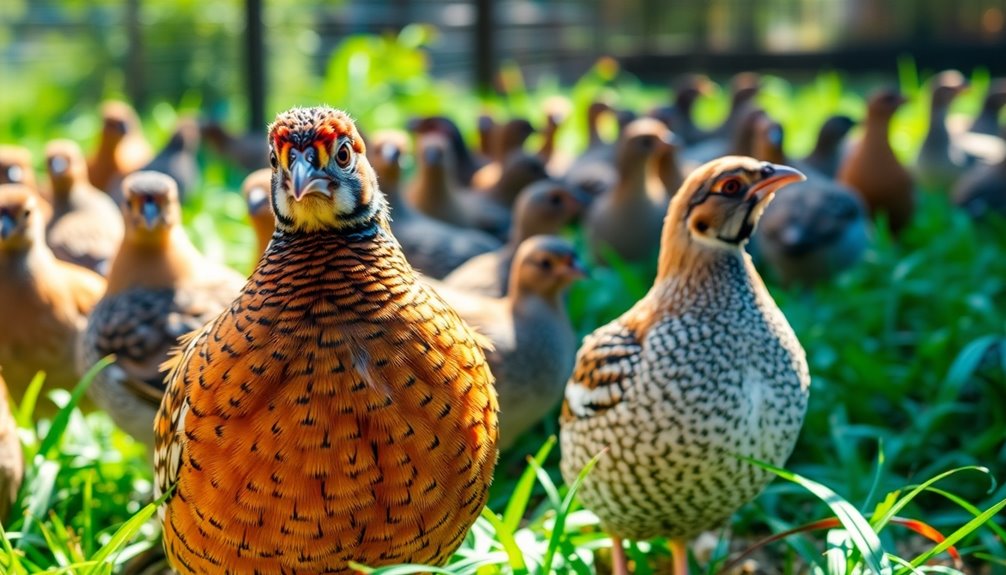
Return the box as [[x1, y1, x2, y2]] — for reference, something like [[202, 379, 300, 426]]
[[0, 372, 22, 521], [241, 168, 275, 258], [407, 132, 511, 239], [538, 96, 573, 174], [431, 235, 584, 450], [79, 171, 244, 447], [561, 157, 810, 575], [368, 130, 500, 279], [154, 107, 498, 574], [88, 101, 153, 195], [586, 118, 674, 264], [443, 179, 585, 296], [44, 139, 124, 275], [838, 89, 915, 233], [708, 72, 762, 141], [0, 184, 106, 409]]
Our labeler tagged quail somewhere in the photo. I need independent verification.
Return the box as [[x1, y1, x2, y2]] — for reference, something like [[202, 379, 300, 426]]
[[561, 157, 810, 575], [0, 184, 106, 409], [586, 118, 674, 264], [79, 171, 244, 447], [88, 101, 153, 195], [43, 139, 124, 275], [838, 88, 915, 234], [154, 107, 498, 573], [801, 115, 857, 179], [432, 235, 584, 450], [241, 168, 275, 259], [916, 71, 972, 191]]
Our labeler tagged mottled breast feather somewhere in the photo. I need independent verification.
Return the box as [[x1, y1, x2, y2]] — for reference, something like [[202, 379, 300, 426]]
[[154, 225, 498, 574]]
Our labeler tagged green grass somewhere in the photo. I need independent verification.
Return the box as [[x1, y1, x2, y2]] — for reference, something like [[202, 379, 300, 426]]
[[2, 30, 1006, 574]]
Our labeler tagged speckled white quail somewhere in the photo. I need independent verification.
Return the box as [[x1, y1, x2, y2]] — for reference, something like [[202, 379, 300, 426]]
[[560, 156, 811, 575]]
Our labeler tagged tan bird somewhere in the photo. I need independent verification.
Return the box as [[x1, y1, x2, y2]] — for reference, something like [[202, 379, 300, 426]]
[[443, 179, 585, 296], [88, 101, 153, 195], [561, 157, 810, 575], [838, 89, 915, 234], [44, 139, 124, 275], [0, 371, 22, 521], [241, 168, 275, 258], [79, 171, 244, 447], [0, 184, 106, 409], [432, 235, 585, 450], [586, 118, 674, 264]]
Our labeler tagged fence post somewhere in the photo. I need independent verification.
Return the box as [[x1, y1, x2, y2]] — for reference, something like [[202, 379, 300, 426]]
[[246, 0, 266, 132], [474, 0, 495, 94]]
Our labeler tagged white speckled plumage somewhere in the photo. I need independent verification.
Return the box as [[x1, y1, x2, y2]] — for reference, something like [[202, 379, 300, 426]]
[[560, 156, 810, 548]]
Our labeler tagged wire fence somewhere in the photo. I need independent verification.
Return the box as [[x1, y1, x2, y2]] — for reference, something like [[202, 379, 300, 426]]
[[4, 0, 1006, 125]]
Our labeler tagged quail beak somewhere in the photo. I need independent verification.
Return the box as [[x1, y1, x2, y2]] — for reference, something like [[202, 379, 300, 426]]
[[141, 198, 162, 230], [246, 186, 270, 216], [746, 164, 806, 204], [289, 152, 332, 202], [0, 212, 16, 241]]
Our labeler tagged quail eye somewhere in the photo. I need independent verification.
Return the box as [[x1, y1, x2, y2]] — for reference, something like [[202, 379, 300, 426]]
[[549, 193, 563, 206], [540, 259, 553, 271], [269, 151, 278, 169], [335, 142, 353, 169], [721, 178, 742, 195]]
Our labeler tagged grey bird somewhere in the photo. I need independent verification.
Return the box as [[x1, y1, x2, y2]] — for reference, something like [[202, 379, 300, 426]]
[[431, 235, 585, 450]]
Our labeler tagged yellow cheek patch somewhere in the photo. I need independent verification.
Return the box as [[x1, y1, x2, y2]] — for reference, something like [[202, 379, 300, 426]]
[[279, 142, 292, 170], [316, 143, 330, 168]]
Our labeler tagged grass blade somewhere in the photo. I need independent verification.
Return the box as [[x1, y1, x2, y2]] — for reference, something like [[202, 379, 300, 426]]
[[85, 498, 160, 573], [871, 466, 991, 531], [38, 356, 114, 459], [902, 496, 1006, 573], [539, 448, 606, 574], [739, 455, 892, 575], [14, 372, 46, 429], [503, 436, 556, 532], [479, 507, 528, 574]]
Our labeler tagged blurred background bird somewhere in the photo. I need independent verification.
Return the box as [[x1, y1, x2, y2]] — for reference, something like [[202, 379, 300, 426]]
[[79, 171, 244, 447], [431, 235, 585, 450], [88, 101, 152, 198], [561, 157, 810, 575], [838, 88, 915, 234], [241, 167, 274, 258], [44, 139, 124, 275], [0, 184, 106, 411]]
